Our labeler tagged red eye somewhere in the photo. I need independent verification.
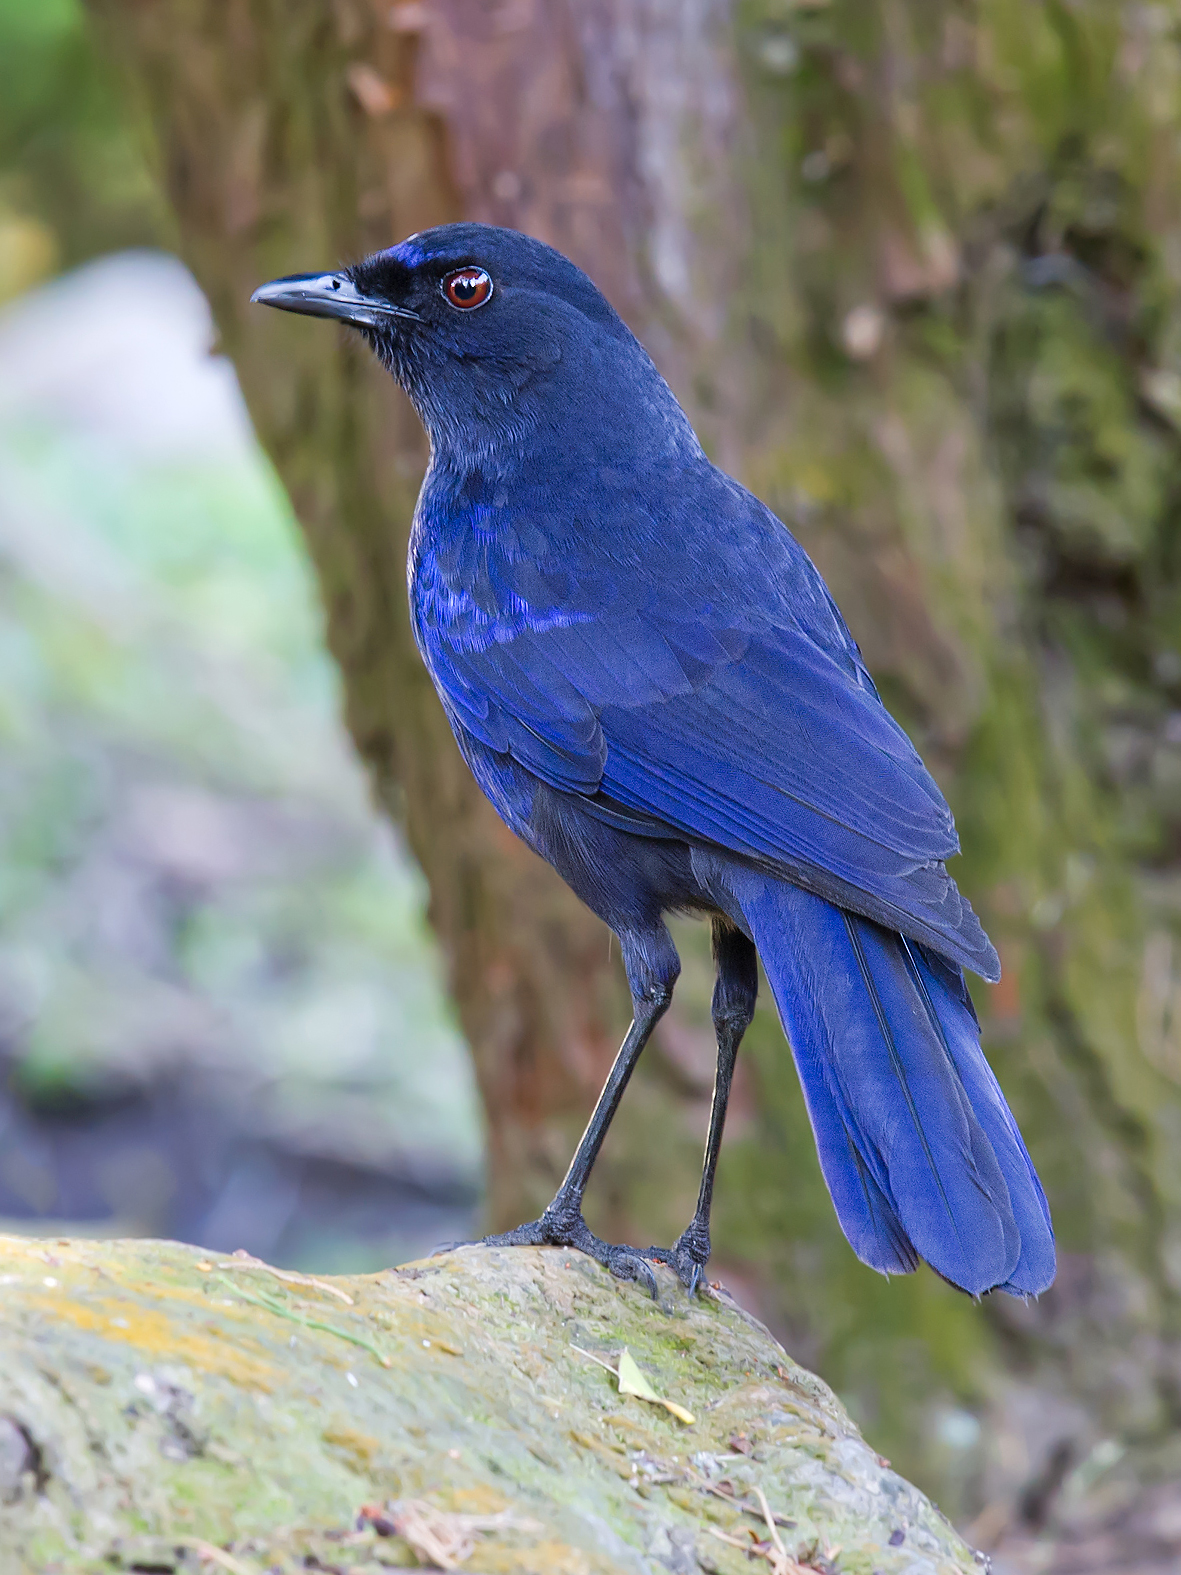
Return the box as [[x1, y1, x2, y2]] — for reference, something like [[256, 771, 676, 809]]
[[443, 267, 493, 310]]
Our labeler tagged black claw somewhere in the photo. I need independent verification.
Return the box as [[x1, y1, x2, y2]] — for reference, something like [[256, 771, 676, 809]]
[[637, 1235, 709, 1293], [476, 1211, 663, 1296], [607, 1251, 658, 1299]]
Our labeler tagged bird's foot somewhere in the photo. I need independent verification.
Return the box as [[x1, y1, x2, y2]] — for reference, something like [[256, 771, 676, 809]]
[[482, 1204, 659, 1298], [641, 1221, 710, 1296]]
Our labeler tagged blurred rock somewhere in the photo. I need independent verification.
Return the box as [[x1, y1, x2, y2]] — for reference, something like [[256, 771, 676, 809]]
[[0, 250, 250, 460], [0, 254, 482, 1268], [0, 1416, 36, 1504]]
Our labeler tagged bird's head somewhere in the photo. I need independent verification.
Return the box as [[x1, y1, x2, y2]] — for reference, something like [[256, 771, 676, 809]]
[[251, 223, 683, 462]]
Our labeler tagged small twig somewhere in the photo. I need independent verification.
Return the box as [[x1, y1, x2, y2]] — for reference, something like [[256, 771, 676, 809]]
[[756, 1485, 788, 1560], [214, 1276, 391, 1367], [708, 1527, 753, 1551], [570, 1343, 619, 1377], [708, 1523, 803, 1575], [684, 1465, 796, 1527], [360, 1500, 539, 1571], [216, 1257, 353, 1304], [175, 1537, 258, 1575]]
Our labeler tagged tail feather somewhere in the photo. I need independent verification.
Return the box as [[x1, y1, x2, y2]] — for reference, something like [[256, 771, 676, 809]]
[[729, 871, 1055, 1297], [909, 943, 1055, 1295], [781, 992, 920, 1277]]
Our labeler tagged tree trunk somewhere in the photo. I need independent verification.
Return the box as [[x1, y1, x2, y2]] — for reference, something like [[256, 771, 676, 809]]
[[83, 0, 651, 1243], [87, 1, 1181, 1564]]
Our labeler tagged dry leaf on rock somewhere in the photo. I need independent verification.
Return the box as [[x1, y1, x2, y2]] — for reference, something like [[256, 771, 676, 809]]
[[617, 1348, 695, 1424], [571, 1344, 695, 1425]]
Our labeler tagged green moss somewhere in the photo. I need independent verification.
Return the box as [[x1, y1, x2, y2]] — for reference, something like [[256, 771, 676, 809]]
[[715, 0, 1181, 1520], [0, 1235, 978, 1574]]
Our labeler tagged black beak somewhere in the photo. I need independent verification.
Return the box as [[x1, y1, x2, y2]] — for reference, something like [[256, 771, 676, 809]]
[[250, 271, 420, 329]]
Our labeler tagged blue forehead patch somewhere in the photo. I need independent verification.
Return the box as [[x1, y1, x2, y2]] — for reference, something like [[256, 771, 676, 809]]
[[391, 234, 446, 269]]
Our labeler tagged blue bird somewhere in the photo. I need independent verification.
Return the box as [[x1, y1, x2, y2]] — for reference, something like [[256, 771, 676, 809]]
[[253, 224, 1055, 1300]]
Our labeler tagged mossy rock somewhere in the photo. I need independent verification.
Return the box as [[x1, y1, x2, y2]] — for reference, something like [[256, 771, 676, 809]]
[[0, 1234, 979, 1573]]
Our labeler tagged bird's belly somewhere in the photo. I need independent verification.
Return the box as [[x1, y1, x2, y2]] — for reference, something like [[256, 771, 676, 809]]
[[452, 721, 715, 931], [451, 720, 539, 845], [528, 779, 714, 932]]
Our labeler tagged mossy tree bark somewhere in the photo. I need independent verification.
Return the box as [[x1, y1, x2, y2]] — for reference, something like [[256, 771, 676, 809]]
[[86, 1, 1181, 1563]]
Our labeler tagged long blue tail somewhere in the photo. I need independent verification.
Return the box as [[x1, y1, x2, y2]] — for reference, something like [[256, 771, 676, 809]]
[[729, 872, 1054, 1296]]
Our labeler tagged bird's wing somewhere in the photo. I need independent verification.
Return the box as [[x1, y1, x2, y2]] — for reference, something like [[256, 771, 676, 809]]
[[598, 632, 956, 865], [418, 582, 996, 975]]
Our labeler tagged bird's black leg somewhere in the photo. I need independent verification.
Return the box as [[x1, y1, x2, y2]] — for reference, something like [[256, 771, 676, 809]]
[[481, 925, 679, 1297], [645, 920, 758, 1294]]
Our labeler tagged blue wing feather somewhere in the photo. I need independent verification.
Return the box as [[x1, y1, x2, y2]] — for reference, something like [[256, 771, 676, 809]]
[[411, 463, 998, 978]]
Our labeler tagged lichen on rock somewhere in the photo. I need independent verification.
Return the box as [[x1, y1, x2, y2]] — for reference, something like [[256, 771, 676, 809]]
[[0, 1234, 978, 1573]]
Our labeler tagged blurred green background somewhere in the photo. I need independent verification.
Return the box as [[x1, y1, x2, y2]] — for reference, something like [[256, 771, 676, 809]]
[[0, 0, 482, 1269]]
